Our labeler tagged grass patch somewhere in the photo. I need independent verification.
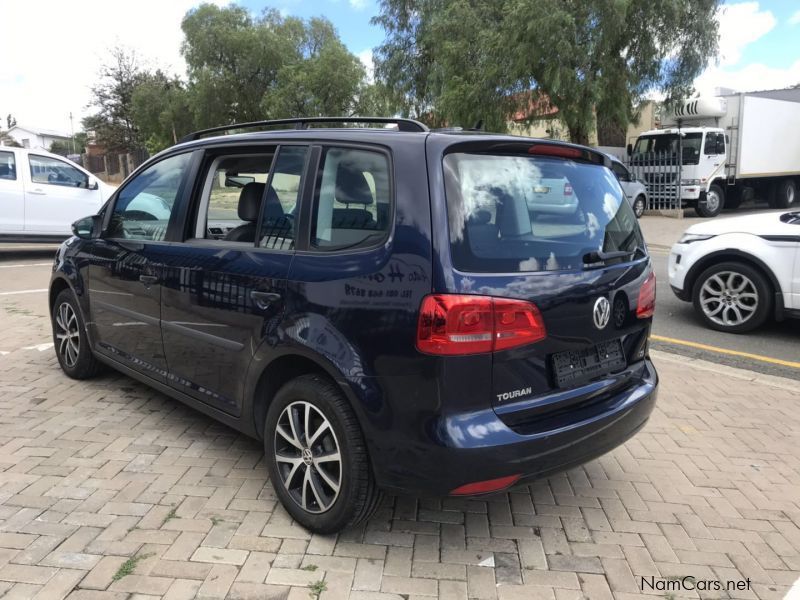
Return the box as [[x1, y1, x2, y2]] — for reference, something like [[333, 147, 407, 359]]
[[308, 579, 327, 598], [161, 506, 178, 526], [301, 564, 318, 571], [210, 516, 222, 526], [112, 552, 154, 581]]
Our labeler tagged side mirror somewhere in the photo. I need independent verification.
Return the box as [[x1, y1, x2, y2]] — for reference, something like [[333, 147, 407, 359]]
[[86, 175, 99, 191], [626, 144, 633, 156], [71, 214, 101, 240]]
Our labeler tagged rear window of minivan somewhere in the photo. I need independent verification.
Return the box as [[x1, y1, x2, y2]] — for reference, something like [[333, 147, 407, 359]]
[[443, 153, 643, 273]]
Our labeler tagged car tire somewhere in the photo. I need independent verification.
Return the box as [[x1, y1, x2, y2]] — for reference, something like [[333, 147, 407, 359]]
[[773, 179, 796, 209], [264, 374, 381, 533], [691, 262, 772, 333], [51, 289, 104, 379], [633, 195, 646, 218], [695, 184, 724, 218]]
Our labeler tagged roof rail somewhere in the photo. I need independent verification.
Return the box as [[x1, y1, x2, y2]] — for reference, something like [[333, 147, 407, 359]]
[[179, 117, 429, 143]]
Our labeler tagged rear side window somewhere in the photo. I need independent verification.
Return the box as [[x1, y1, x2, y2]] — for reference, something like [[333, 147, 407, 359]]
[[444, 153, 643, 273], [311, 147, 391, 250], [0, 151, 15, 180]]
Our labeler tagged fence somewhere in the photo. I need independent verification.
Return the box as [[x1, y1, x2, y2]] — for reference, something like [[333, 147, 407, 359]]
[[81, 149, 149, 184], [626, 151, 683, 217]]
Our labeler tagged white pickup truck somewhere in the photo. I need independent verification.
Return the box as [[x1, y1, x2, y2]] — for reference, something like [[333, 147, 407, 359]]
[[0, 147, 114, 242]]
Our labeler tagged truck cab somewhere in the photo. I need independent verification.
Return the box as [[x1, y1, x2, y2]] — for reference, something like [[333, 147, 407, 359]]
[[630, 126, 727, 217]]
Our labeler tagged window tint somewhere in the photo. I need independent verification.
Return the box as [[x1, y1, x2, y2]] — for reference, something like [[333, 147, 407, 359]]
[[199, 153, 275, 242], [259, 145, 307, 250], [29, 155, 87, 187], [107, 153, 191, 241], [0, 151, 15, 180], [610, 161, 629, 181], [444, 153, 643, 273], [311, 147, 390, 250]]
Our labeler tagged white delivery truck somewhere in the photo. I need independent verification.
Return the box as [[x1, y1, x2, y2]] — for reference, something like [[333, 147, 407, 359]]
[[628, 88, 800, 217]]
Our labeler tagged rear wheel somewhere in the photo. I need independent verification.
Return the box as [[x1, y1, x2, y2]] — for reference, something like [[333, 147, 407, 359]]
[[51, 289, 103, 379], [773, 179, 796, 209], [264, 374, 381, 533], [695, 184, 724, 218], [691, 262, 771, 333], [632, 195, 646, 218]]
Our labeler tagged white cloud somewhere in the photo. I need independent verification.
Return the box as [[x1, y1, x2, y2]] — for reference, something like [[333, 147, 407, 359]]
[[349, 0, 368, 10], [714, 2, 776, 66], [0, 0, 226, 133], [690, 2, 799, 95], [357, 49, 374, 84], [790, 10, 800, 25]]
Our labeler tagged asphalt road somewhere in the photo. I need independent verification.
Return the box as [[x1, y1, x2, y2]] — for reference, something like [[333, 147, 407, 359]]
[[2, 244, 798, 382]]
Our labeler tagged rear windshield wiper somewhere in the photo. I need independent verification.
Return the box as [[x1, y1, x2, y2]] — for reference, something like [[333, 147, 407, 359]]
[[583, 245, 646, 266]]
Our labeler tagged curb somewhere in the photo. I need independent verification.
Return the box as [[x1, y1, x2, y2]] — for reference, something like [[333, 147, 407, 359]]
[[651, 349, 799, 392]]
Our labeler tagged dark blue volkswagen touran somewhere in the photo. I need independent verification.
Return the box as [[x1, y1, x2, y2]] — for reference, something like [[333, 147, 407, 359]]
[[49, 117, 658, 532]]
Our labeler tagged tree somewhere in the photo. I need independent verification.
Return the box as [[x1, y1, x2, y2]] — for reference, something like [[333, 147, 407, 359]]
[[131, 71, 193, 153], [6, 114, 16, 129], [373, 0, 720, 143], [48, 140, 72, 156], [83, 47, 144, 152]]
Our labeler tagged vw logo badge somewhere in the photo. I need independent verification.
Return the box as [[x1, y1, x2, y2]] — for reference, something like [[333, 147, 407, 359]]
[[593, 297, 611, 330]]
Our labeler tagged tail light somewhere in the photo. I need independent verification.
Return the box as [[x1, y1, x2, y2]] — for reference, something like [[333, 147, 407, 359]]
[[637, 272, 656, 319], [416, 294, 546, 355], [563, 182, 573, 196], [450, 474, 521, 496], [528, 144, 583, 159]]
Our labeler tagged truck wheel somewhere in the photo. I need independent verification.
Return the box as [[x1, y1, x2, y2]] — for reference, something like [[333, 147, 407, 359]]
[[695, 184, 724, 218], [773, 179, 796, 209]]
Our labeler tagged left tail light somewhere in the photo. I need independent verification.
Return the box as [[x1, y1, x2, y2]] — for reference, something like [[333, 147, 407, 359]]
[[416, 294, 546, 356], [637, 272, 656, 319]]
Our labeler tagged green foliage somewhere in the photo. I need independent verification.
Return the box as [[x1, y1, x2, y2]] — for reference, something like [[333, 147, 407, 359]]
[[83, 47, 145, 152], [48, 140, 73, 156], [112, 552, 154, 581], [308, 580, 327, 598], [373, 0, 720, 143], [131, 71, 193, 153]]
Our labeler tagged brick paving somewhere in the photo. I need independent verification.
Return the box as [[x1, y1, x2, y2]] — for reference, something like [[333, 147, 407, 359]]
[[0, 299, 798, 599]]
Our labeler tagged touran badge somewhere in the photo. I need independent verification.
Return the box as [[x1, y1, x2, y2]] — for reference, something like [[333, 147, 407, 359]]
[[593, 297, 611, 330]]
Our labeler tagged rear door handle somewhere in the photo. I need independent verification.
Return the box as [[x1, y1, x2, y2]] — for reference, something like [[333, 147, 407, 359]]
[[251, 291, 281, 309], [139, 275, 159, 286]]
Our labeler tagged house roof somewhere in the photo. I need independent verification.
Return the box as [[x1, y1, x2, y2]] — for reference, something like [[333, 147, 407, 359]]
[[8, 125, 71, 139]]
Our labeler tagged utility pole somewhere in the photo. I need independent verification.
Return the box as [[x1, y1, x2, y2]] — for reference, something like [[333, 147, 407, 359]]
[[69, 112, 76, 154]]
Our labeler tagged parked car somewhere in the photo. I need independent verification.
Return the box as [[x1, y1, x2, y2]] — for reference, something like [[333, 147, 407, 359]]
[[0, 147, 114, 241], [49, 117, 659, 533], [608, 156, 648, 218], [668, 211, 800, 332]]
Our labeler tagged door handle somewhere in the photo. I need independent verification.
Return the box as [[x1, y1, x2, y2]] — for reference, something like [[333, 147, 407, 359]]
[[251, 291, 281, 309], [139, 275, 159, 286], [28, 189, 46, 195]]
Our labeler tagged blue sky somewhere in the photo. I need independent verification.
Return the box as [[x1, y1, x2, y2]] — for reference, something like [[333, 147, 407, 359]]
[[2, 0, 799, 132]]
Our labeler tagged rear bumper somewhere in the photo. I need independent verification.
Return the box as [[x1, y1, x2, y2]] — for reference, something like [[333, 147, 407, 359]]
[[377, 359, 658, 496]]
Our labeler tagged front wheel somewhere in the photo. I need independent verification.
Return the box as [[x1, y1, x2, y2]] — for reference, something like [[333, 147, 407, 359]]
[[773, 179, 796, 209], [632, 195, 646, 218], [51, 289, 103, 379], [264, 374, 381, 533], [695, 184, 724, 218], [691, 262, 771, 333]]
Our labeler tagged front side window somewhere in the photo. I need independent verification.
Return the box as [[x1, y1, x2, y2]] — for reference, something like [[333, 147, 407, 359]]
[[311, 147, 391, 250], [29, 155, 87, 187], [444, 153, 643, 273], [107, 152, 191, 241], [0, 151, 15, 180], [610, 161, 629, 181], [259, 145, 308, 249]]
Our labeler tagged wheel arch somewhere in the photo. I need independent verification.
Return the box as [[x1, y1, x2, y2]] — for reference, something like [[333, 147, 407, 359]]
[[49, 277, 72, 313], [685, 249, 784, 318]]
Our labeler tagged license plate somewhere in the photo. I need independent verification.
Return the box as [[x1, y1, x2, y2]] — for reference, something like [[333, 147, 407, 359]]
[[552, 339, 627, 388], [533, 185, 550, 194]]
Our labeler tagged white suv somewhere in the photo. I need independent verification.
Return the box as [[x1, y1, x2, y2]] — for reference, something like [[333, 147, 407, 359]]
[[668, 211, 800, 332], [0, 147, 114, 242]]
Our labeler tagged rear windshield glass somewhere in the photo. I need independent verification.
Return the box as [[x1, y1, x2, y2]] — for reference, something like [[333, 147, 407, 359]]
[[444, 153, 643, 273]]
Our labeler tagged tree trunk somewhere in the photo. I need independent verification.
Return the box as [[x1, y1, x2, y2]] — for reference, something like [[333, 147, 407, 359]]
[[568, 125, 589, 146]]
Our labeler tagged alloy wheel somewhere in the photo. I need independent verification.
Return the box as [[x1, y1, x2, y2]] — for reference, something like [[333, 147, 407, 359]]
[[699, 271, 758, 327], [55, 302, 80, 368], [273, 401, 342, 514]]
